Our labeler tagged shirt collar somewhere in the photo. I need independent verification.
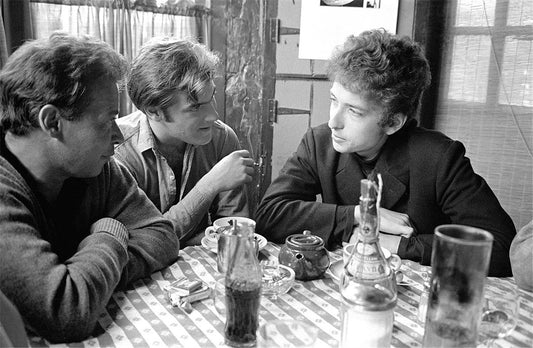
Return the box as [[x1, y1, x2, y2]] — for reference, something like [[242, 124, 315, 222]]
[[137, 112, 158, 154]]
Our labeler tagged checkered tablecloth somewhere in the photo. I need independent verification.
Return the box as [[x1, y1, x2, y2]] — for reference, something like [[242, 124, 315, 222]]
[[29, 243, 533, 347]]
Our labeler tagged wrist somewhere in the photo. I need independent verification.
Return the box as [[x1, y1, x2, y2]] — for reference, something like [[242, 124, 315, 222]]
[[90, 217, 129, 252], [197, 174, 220, 197]]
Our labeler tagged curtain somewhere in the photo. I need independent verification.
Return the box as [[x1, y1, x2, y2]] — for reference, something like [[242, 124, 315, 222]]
[[433, 0, 532, 230], [0, 11, 8, 68], [0, 0, 34, 68], [29, 0, 210, 114]]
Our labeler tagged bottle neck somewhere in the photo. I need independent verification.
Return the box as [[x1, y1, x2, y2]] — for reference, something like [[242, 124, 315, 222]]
[[358, 196, 379, 243]]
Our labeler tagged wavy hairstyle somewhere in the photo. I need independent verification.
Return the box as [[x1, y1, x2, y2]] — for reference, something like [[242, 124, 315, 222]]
[[0, 32, 128, 136], [327, 29, 431, 127], [127, 37, 220, 113]]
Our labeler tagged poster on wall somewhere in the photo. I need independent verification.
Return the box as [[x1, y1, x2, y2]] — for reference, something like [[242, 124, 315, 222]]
[[299, 0, 399, 60]]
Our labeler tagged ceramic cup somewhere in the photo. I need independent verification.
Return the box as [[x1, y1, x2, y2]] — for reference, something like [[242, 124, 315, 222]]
[[205, 217, 256, 242], [343, 243, 402, 271]]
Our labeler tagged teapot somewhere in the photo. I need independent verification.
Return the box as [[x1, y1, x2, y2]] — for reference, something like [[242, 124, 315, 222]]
[[278, 230, 330, 281]]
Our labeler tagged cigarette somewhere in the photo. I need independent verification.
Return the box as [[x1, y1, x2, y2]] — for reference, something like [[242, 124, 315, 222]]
[[166, 282, 211, 309], [164, 277, 202, 296]]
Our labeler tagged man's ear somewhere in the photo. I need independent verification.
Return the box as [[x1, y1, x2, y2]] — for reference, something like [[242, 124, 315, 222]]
[[38, 105, 62, 138], [145, 107, 163, 121], [384, 113, 407, 135]]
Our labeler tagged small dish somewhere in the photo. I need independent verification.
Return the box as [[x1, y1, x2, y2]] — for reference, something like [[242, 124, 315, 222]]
[[201, 233, 268, 254], [261, 264, 295, 299], [328, 259, 412, 286]]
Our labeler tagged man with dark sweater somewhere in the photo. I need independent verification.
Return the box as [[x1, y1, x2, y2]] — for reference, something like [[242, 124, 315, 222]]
[[0, 33, 179, 342], [255, 29, 516, 276]]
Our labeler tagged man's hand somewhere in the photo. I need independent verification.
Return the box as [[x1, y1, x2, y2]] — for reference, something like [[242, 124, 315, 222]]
[[202, 150, 255, 194], [354, 205, 414, 238]]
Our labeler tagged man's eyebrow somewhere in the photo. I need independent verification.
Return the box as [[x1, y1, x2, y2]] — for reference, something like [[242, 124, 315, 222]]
[[329, 90, 369, 113], [192, 88, 216, 106], [346, 104, 368, 113]]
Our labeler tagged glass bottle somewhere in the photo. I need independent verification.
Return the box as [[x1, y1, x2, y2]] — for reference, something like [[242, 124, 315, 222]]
[[224, 221, 262, 347], [339, 178, 397, 348]]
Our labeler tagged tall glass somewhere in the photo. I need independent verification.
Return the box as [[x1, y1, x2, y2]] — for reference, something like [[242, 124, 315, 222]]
[[423, 224, 493, 347]]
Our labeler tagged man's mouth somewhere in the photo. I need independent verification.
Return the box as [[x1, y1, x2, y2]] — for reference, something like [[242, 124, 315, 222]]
[[331, 133, 344, 141]]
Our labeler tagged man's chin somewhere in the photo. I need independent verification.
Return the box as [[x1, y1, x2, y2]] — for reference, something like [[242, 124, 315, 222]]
[[193, 134, 212, 146], [332, 141, 349, 154], [77, 163, 107, 178]]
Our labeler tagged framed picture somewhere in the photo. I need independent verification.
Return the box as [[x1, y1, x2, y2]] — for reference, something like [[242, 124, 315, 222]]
[[299, 0, 399, 60]]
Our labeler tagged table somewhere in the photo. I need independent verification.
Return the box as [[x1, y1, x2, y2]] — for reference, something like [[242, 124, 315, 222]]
[[29, 243, 533, 347]]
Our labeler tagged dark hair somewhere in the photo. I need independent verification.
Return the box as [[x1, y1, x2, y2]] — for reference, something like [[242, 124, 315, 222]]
[[127, 37, 220, 113], [0, 32, 128, 136], [327, 29, 431, 127]]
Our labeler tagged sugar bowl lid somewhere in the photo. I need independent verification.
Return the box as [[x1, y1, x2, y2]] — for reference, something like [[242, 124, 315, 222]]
[[285, 230, 325, 250]]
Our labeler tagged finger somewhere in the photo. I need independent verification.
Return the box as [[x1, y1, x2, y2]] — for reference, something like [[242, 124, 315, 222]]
[[383, 225, 413, 237], [354, 205, 361, 223], [233, 149, 251, 158], [242, 158, 255, 166], [243, 174, 253, 183], [400, 228, 414, 238]]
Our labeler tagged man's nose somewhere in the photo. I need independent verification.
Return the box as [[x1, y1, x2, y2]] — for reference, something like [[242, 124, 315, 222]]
[[111, 120, 125, 145], [206, 101, 219, 122], [328, 105, 343, 129]]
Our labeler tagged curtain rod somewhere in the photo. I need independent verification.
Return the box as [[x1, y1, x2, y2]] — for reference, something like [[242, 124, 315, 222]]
[[29, 0, 211, 17]]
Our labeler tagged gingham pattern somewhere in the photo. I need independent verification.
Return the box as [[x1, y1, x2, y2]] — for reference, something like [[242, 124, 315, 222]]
[[29, 243, 533, 348]]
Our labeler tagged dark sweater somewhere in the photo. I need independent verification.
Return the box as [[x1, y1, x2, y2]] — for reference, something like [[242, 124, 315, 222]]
[[0, 145, 179, 342]]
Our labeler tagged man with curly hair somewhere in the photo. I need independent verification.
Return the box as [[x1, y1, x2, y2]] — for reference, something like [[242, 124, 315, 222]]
[[0, 33, 179, 342], [255, 29, 515, 276], [115, 38, 254, 246]]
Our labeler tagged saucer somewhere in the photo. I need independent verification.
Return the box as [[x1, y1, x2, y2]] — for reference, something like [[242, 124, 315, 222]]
[[201, 236, 218, 253], [328, 258, 408, 284], [201, 234, 268, 254]]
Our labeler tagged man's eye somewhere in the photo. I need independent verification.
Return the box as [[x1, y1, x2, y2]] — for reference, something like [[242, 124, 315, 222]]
[[349, 109, 362, 117]]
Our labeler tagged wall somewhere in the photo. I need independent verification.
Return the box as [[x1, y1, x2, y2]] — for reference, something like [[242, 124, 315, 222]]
[[271, 0, 417, 180]]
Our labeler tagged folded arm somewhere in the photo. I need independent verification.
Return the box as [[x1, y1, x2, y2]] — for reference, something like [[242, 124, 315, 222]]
[[107, 160, 179, 286], [0, 201, 129, 342], [395, 141, 515, 276]]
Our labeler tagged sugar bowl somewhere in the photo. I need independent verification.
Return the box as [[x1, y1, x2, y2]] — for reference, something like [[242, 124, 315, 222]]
[[278, 230, 330, 281]]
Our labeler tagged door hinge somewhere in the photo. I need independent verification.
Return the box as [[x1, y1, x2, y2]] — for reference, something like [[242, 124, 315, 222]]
[[268, 18, 279, 43], [268, 99, 278, 123], [269, 18, 300, 43]]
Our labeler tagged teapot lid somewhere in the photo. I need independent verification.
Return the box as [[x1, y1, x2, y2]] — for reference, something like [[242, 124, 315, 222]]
[[286, 230, 325, 250]]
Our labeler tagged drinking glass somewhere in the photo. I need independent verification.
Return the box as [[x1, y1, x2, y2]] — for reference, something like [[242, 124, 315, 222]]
[[257, 320, 318, 348], [422, 224, 493, 347], [211, 276, 226, 316], [478, 280, 519, 347]]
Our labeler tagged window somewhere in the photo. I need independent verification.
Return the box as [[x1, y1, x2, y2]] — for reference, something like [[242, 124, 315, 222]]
[[435, 0, 532, 230]]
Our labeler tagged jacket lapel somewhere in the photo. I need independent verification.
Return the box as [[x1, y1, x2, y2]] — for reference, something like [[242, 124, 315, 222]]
[[375, 132, 410, 209], [334, 153, 365, 204], [375, 162, 407, 209]]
